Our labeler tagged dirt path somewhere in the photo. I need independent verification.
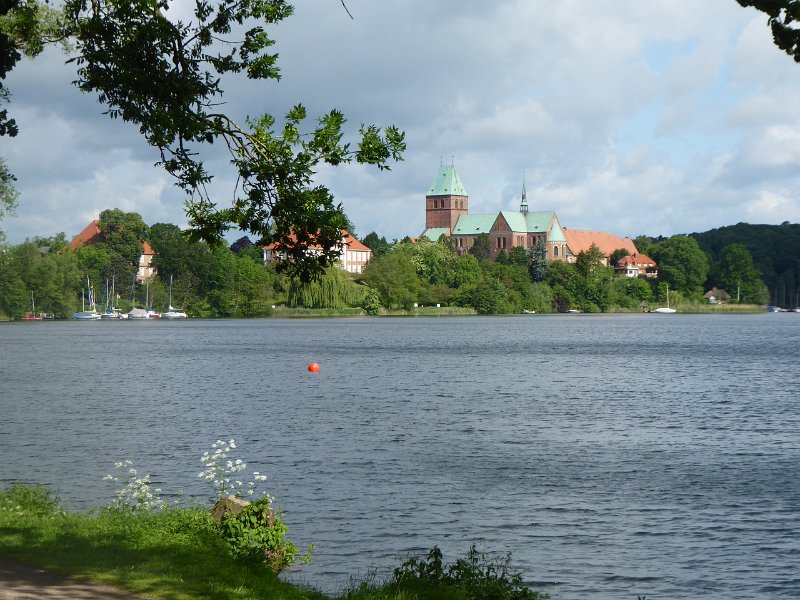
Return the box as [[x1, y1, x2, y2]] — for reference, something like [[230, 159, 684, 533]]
[[0, 556, 147, 600]]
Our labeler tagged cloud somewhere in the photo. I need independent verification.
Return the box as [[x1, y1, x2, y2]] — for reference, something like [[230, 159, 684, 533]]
[[2, 0, 800, 246]]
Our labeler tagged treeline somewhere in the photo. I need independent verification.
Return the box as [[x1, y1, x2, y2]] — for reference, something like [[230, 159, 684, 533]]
[[0, 209, 783, 319], [354, 233, 766, 314], [0, 210, 290, 319], [691, 222, 800, 307]]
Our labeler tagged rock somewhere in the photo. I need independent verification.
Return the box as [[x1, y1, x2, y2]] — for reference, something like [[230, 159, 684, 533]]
[[211, 495, 250, 521]]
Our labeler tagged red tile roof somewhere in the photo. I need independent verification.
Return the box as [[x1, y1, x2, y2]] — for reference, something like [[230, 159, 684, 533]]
[[69, 219, 156, 256], [263, 230, 368, 252], [563, 228, 638, 257], [616, 253, 656, 267], [69, 220, 102, 250]]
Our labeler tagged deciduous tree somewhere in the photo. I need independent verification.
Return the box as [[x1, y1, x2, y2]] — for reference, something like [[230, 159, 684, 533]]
[[2, 0, 405, 280], [737, 0, 800, 62]]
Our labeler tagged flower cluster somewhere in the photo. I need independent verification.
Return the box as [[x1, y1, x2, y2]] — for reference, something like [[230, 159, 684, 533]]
[[198, 439, 271, 502], [103, 460, 165, 511]]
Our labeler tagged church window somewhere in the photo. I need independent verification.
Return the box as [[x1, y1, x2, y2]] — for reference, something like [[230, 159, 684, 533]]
[[554, 246, 559, 257]]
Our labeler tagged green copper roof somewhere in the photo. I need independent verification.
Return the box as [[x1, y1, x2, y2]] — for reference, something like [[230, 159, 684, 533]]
[[498, 210, 556, 234], [452, 214, 496, 235], [548, 220, 566, 242], [421, 227, 450, 241], [427, 164, 467, 196]]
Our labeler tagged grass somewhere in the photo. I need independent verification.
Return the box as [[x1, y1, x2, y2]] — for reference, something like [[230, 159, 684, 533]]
[[0, 484, 547, 600]]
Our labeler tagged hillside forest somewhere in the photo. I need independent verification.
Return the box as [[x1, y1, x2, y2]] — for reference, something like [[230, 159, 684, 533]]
[[1, 210, 798, 319]]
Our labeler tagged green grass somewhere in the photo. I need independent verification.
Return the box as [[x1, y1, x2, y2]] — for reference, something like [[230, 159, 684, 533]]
[[0, 485, 547, 600]]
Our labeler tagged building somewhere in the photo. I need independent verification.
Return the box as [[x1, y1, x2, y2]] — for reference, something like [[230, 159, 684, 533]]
[[69, 219, 156, 281], [420, 163, 568, 261], [262, 229, 372, 274], [614, 253, 658, 278], [561, 228, 639, 266], [704, 287, 731, 304]]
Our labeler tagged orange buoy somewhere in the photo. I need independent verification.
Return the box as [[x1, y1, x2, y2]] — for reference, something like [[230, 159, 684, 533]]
[[308, 362, 320, 372]]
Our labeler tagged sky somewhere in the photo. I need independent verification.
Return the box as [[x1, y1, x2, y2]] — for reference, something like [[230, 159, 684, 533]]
[[2, 0, 800, 246]]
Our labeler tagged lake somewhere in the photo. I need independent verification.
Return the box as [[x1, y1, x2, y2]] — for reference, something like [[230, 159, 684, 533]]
[[1, 314, 799, 599]]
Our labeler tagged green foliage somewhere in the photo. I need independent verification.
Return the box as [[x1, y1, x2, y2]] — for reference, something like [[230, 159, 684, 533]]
[[575, 243, 605, 277], [362, 232, 392, 259], [363, 288, 382, 315], [0, 483, 61, 517], [469, 233, 492, 261], [609, 248, 630, 267], [392, 546, 548, 600], [289, 266, 368, 309], [60, 0, 404, 281], [737, 0, 800, 62], [691, 223, 797, 305], [97, 208, 150, 267], [712, 243, 767, 304], [508, 245, 529, 267], [0, 156, 18, 223], [650, 235, 710, 295], [363, 250, 420, 309], [219, 498, 309, 574], [528, 237, 548, 283], [0, 485, 320, 600]]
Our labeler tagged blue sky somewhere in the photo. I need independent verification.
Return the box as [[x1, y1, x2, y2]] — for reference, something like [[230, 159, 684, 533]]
[[2, 0, 800, 245]]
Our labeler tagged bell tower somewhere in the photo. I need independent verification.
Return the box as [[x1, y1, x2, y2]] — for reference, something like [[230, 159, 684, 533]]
[[425, 161, 468, 233]]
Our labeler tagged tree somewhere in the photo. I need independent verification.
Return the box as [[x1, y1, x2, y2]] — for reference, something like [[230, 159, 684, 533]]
[[528, 236, 548, 282], [96, 208, 150, 267], [737, 1, 800, 62], [56, 0, 405, 281], [230, 236, 254, 254], [650, 235, 710, 295], [713, 243, 767, 303], [609, 248, 629, 268], [508, 245, 529, 267], [361, 231, 391, 259], [362, 251, 420, 309], [0, 157, 17, 235], [469, 233, 491, 261], [0, 1, 404, 280], [575, 243, 605, 277]]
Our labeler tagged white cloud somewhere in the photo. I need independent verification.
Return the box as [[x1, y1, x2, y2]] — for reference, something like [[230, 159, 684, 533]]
[[2, 0, 800, 246]]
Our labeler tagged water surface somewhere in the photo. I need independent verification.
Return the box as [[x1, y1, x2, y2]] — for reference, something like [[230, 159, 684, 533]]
[[1, 314, 798, 599]]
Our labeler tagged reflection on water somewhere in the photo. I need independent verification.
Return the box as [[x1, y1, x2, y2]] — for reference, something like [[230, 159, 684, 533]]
[[1, 314, 799, 599]]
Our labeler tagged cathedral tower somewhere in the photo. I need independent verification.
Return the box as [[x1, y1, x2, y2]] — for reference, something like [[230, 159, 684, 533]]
[[425, 162, 468, 233]]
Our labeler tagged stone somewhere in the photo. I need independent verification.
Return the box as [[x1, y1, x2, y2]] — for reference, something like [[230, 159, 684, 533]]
[[211, 495, 250, 522]]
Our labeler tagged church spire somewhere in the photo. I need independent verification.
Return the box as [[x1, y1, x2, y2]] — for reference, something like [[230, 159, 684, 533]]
[[520, 171, 528, 214]]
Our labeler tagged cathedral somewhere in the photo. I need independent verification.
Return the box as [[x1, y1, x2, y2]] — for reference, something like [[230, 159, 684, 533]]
[[420, 163, 569, 261]]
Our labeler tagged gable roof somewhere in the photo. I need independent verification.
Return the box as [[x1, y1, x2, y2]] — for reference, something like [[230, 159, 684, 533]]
[[69, 220, 102, 250], [263, 229, 369, 252], [616, 253, 656, 267], [452, 214, 497, 235], [427, 164, 467, 197], [420, 227, 450, 241], [563, 228, 638, 257], [69, 219, 156, 256], [498, 210, 562, 238]]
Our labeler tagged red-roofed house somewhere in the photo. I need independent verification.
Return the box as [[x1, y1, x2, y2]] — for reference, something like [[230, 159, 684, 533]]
[[563, 228, 639, 266], [262, 230, 372, 274], [68, 220, 103, 250], [69, 219, 157, 281], [614, 253, 658, 279]]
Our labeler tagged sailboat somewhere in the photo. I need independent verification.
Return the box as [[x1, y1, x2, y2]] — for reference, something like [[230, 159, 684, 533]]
[[73, 277, 102, 320], [654, 285, 677, 314], [161, 276, 188, 319], [127, 275, 149, 319], [101, 277, 125, 319], [22, 291, 43, 321]]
